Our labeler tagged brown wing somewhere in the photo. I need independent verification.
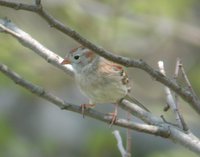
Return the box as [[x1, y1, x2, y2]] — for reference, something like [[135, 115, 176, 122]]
[[98, 58, 131, 93]]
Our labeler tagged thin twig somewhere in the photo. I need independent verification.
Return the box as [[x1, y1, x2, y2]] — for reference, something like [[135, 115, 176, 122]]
[[174, 58, 180, 116], [0, 1, 200, 114], [113, 130, 128, 157], [126, 111, 132, 157], [158, 61, 185, 130], [179, 59, 198, 100], [174, 58, 189, 131], [35, 0, 41, 6]]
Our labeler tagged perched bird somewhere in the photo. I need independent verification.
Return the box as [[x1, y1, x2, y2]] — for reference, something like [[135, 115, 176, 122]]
[[61, 46, 147, 125]]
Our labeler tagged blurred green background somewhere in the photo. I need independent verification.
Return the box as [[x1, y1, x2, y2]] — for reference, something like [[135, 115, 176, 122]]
[[0, 0, 200, 157]]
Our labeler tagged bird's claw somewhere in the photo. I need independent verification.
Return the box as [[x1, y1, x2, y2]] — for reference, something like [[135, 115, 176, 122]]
[[80, 104, 95, 118], [107, 112, 117, 127]]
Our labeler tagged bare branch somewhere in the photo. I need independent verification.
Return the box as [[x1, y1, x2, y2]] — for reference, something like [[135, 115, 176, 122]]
[[121, 100, 200, 154], [158, 61, 187, 130], [35, 0, 41, 6], [0, 1, 200, 154], [0, 63, 168, 136], [120, 99, 164, 125], [0, 0, 39, 11], [174, 58, 189, 131], [113, 130, 129, 157], [0, 63, 200, 154], [0, 1, 200, 114], [179, 59, 198, 100], [126, 112, 132, 157], [0, 18, 74, 76]]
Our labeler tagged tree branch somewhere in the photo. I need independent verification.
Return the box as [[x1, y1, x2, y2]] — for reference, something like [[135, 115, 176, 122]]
[[113, 130, 129, 157], [158, 61, 187, 131], [173, 58, 189, 131], [0, 1, 200, 114], [0, 63, 200, 154], [0, 18, 74, 76], [0, 1, 200, 154], [0, 63, 168, 136]]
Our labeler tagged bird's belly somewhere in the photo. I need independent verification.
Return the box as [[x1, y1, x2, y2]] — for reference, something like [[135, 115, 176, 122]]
[[88, 88, 125, 104], [79, 79, 127, 104]]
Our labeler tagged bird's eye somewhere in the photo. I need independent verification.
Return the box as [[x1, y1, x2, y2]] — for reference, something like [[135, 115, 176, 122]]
[[74, 55, 80, 60]]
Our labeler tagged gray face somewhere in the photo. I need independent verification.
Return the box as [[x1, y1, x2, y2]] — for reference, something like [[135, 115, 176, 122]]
[[67, 47, 96, 73]]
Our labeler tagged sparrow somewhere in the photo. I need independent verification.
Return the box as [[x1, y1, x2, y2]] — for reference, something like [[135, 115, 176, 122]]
[[61, 46, 148, 125]]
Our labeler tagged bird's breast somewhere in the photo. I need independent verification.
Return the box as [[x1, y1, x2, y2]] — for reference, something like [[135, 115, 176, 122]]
[[75, 72, 128, 104]]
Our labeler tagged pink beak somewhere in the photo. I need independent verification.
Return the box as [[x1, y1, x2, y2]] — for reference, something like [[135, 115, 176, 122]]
[[61, 58, 71, 65]]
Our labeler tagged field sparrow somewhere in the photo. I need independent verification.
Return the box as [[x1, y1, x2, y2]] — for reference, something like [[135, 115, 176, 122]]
[[61, 46, 147, 124]]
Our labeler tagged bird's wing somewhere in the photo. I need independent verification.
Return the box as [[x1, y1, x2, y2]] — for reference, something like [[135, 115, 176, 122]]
[[98, 58, 131, 91]]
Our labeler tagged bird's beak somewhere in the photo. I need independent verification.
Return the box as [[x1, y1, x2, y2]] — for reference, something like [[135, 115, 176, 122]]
[[61, 58, 71, 65]]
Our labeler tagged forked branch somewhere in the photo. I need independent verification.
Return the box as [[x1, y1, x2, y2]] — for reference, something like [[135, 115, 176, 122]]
[[0, 1, 200, 155], [0, 0, 200, 114], [1, 63, 200, 154]]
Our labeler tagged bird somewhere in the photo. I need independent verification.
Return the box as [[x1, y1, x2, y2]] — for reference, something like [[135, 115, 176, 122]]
[[61, 46, 148, 125]]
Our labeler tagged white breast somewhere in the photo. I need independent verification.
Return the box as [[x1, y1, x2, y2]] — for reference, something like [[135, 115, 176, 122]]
[[75, 68, 128, 104]]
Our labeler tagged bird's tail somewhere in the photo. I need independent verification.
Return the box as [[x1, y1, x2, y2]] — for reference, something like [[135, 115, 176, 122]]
[[124, 95, 150, 112]]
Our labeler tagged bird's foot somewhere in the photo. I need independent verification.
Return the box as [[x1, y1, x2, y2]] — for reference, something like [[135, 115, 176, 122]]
[[107, 111, 117, 127], [80, 104, 95, 118]]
